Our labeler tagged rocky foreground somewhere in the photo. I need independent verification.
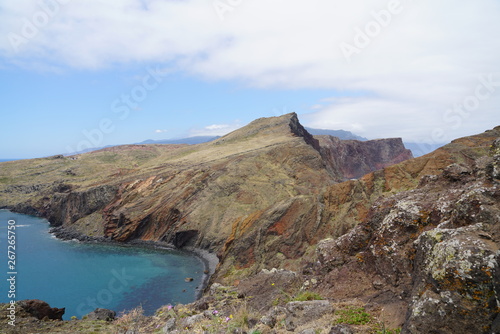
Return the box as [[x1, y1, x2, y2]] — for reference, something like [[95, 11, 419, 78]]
[[1, 114, 499, 333]]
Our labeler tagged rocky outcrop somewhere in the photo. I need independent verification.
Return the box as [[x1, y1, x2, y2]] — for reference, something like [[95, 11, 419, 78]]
[[313, 126, 500, 333], [40, 185, 118, 227], [317, 136, 413, 180], [84, 308, 116, 321], [18, 299, 65, 320]]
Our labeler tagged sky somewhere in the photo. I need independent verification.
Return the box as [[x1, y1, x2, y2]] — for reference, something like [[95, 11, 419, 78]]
[[0, 0, 499, 159]]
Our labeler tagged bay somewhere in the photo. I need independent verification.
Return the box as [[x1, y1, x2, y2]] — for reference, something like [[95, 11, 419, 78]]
[[0, 210, 204, 319]]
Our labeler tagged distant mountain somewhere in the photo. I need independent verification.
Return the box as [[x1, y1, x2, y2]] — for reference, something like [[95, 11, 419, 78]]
[[137, 136, 220, 145], [66, 136, 219, 155], [64, 126, 436, 158], [305, 127, 440, 157], [403, 142, 443, 157], [305, 127, 368, 141]]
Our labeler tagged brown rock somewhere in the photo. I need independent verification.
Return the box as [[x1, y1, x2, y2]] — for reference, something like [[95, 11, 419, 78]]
[[18, 299, 65, 320]]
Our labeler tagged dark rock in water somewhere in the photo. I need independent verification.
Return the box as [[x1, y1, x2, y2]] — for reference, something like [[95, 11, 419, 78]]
[[18, 299, 65, 320], [85, 308, 116, 321]]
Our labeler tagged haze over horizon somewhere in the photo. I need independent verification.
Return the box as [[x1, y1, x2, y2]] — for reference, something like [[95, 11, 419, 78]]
[[1, 0, 499, 159]]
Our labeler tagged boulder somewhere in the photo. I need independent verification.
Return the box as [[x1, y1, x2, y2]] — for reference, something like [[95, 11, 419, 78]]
[[404, 224, 500, 333], [284, 300, 334, 331], [163, 317, 176, 333], [18, 299, 65, 320], [84, 308, 116, 321]]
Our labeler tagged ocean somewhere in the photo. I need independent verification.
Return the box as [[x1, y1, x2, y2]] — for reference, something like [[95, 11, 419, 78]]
[[0, 210, 204, 319]]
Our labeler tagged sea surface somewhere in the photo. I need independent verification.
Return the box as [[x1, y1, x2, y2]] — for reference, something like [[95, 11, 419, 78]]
[[0, 210, 204, 319]]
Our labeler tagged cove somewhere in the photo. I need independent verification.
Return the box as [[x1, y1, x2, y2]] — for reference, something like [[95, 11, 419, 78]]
[[0, 210, 205, 320]]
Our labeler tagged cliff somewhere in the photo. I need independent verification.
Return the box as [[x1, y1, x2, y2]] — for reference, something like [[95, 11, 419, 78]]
[[4, 115, 500, 332], [317, 135, 413, 180], [0, 114, 409, 273]]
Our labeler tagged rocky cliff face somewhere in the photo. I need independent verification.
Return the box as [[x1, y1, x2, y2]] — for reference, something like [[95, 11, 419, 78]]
[[0, 114, 409, 260], [314, 130, 500, 333], [3, 114, 499, 332], [317, 135, 413, 180]]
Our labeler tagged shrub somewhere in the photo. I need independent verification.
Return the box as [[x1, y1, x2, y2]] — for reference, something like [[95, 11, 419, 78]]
[[292, 291, 323, 302], [334, 307, 372, 325]]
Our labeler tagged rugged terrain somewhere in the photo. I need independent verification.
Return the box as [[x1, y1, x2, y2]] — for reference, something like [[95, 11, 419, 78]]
[[1, 113, 499, 333], [0, 113, 411, 281]]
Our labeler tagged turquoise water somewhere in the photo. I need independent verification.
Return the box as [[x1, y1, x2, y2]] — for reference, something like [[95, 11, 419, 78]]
[[0, 210, 204, 319]]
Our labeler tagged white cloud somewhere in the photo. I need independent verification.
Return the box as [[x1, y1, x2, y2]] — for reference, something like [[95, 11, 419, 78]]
[[1, 0, 499, 141], [155, 129, 167, 133], [205, 124, 230, 131], [190, 122, 242, 137]]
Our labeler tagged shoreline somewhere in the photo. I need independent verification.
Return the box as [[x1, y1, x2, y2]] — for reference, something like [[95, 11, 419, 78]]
[[49, 225, 219, 301]]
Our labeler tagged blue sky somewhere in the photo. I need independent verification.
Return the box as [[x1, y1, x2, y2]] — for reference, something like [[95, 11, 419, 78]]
[[1, 0, 499, 159], [1, 66, 333, 157]]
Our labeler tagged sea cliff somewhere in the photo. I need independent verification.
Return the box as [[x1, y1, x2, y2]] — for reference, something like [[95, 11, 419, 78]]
[[1, 114, 499, 333]]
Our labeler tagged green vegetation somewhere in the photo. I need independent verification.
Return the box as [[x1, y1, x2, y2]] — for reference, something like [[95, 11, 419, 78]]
[[376, 325, 402, 334], [291, 290, 323, 302], [334, 306, 372, 325], [272, 289, 323, 306]]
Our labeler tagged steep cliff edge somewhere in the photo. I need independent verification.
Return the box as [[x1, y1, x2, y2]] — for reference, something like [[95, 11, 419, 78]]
[[317, 135, 413, 180], [0, 114, 409, 269], [6, 113, 475, 332], [0, 114, 410, 277], [312, 127, 500, 333]]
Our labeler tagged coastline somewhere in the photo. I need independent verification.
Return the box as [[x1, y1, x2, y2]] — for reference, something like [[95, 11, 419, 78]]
[[183, 247, 219, 299], [48, 225, 219, 301]]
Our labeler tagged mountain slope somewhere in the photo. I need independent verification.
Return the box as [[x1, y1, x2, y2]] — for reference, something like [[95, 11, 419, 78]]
[[313, 127, 500, 332], [0, 113, 410, 269], [0, 115, 499, 332]]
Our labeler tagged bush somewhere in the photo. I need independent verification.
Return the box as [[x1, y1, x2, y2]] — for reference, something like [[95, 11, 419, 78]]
[[334, 307, 372, 325], [292, 291, 323, 302]]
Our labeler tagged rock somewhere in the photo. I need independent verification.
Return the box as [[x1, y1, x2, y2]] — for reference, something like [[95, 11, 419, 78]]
[[18, 299, 65, 320], [372, 278, 384, 290], [317, 135, 413, 180], [84, 308, 116, 321], [182, 313, 205, 328], [192, 299, 209, 311], [405, 224, 500, 333], [163, 318, 176, 333], [259, 306, 285, 328], [443, 163, 471, 181], [329, 324, 355, 334], [259, 315, 275, 328], [284, 300, 334, 331], [174, 230, 199, 248], [210, 283, 224, 295], [299, 329, 317, 334], [184, 277, 194, 282]]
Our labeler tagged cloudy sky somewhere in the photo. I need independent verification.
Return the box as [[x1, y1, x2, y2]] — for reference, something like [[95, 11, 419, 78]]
[[0, 0, 499, 158]]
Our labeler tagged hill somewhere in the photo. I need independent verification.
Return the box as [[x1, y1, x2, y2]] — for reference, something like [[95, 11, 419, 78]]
[[1, 114, 499, 333]]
